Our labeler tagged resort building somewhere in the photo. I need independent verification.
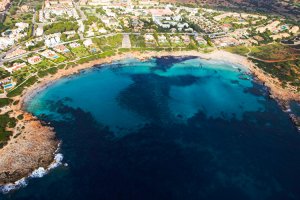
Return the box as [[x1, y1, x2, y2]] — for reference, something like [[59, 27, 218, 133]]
[[0, 37, 14, 50], [6, 62, 27, 73], [144, 34, 156, 44], [40, 50, 59, 59], [83, 39, 93, 47], [212, 36, 240, 47], [69, 42, 80, 48], [36, 27, 44, 37], [4, 49, 27, 59], [256, 21, 281, 33], [158, 35, 167, 44], [28, 56, 42, 65], [45, 36, 61, 47], [194, 36, 207, 45], [181, 35, 190, 44], [169, 36, 181, 44], [53, 44, 70, 53]]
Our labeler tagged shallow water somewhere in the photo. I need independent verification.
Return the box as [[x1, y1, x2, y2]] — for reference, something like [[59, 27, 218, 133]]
[[2, 57, 300, 200]]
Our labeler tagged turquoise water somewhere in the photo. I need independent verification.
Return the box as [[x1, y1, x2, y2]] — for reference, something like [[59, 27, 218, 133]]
[[2, 56, 300, 200], [27, 58, 263, 134]]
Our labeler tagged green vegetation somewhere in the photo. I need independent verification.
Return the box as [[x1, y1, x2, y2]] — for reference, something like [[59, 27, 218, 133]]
[[52, 56, 66, 64], [27, 41, 44, 51], [7, 76, 38, 97], [249, 44, 299, 61], [35, 60, 55, 70], [130, 35, 146, 48], [38, 67, 58, 78], [0, 68, 10, 79], [253, 59, 300, 89], [106, 35, 123, 48], [44, 21, 79, 35], [224, 46, 249, 56], [0, 98, 13, 108], [71, 46, 90, 57], [0, 113, 16, 148], [92, 35, 122, 51], [186, 42, 198, 50], [17, 114, 24, 120]]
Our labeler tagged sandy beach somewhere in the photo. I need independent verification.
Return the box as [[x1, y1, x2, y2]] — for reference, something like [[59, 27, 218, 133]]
[[1, 50, 299, 188]]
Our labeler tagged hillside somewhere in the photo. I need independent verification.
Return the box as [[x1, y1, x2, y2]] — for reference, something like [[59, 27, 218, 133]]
[[161, 0, 300, 20]]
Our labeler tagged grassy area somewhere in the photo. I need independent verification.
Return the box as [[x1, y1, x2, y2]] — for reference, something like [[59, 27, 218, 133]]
[[7, 76, 38, 97], [130, 35, 145, 48], [252, 59, 300, 90], [224, 46, 249, 56], [52, 55, 66, 63], [35, 60, 55, 70], [71, 46, 90, 57], [44, 21, 79, 35], [93, 37, 107, 48], [0, 113, 16, 148], [37, 67, 58, 78], [106, 34, 123, 48], [0, 68, 10, 79], [249, 43, 299, 61], [0, 98, 13, 108]]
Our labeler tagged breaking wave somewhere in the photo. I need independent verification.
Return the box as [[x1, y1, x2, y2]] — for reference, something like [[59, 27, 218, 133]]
[[0, 152, 64, 194]]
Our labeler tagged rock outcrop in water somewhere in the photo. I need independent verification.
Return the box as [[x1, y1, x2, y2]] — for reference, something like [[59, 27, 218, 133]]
[[0, 113, 58, 185]]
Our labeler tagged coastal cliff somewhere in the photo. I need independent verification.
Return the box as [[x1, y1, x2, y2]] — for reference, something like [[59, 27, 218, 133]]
[[0, 113, 58, 185]]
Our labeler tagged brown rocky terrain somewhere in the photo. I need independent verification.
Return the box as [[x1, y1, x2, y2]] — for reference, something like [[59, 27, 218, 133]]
[[0, 113, 58, 185]]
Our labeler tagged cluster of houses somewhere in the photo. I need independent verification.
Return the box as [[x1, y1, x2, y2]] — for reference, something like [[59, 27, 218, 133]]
[[86, 23, 107, 37], [255, 20, 300, 40], [0, 22, 29, 50], [187, 15, 222, 34], [79, 0, 132, 7], [213, 12, 267, 23], [152, 11, 191, 32], [45, 33, 61, 47], [0, 0, 10, 12], [4, 48, 27, 59], [5, 62, 27, 73], [39, 0, 79, 23], [144, 33, 208, 46], [0, 77, 14, 93]]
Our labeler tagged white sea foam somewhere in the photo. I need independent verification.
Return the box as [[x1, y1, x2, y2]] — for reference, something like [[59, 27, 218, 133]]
[[30, 167, 47, 178], [49, 153, 64, 170], [0, 178, 28, 194], [0, 152, 64, 194]]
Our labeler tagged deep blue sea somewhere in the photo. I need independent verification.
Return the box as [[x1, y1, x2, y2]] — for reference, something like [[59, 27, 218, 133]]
[[2, 57, 300, 200]]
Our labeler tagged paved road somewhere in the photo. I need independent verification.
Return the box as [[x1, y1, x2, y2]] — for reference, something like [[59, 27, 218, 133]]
[[31, 11, 37, 37], [73, 0, 87, 21], [122, 34, 131, 48]]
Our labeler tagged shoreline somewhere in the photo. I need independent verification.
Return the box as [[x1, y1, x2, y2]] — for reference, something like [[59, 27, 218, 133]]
[[18, 50, 300, 108], [1, 50, 300, 190]]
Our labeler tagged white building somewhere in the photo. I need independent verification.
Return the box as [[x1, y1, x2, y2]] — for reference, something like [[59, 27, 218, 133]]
[[0, 37, 14, 50], [36, 27, 44, 37], [45, 36, 61, 47], [83, 39, 93, 47]]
